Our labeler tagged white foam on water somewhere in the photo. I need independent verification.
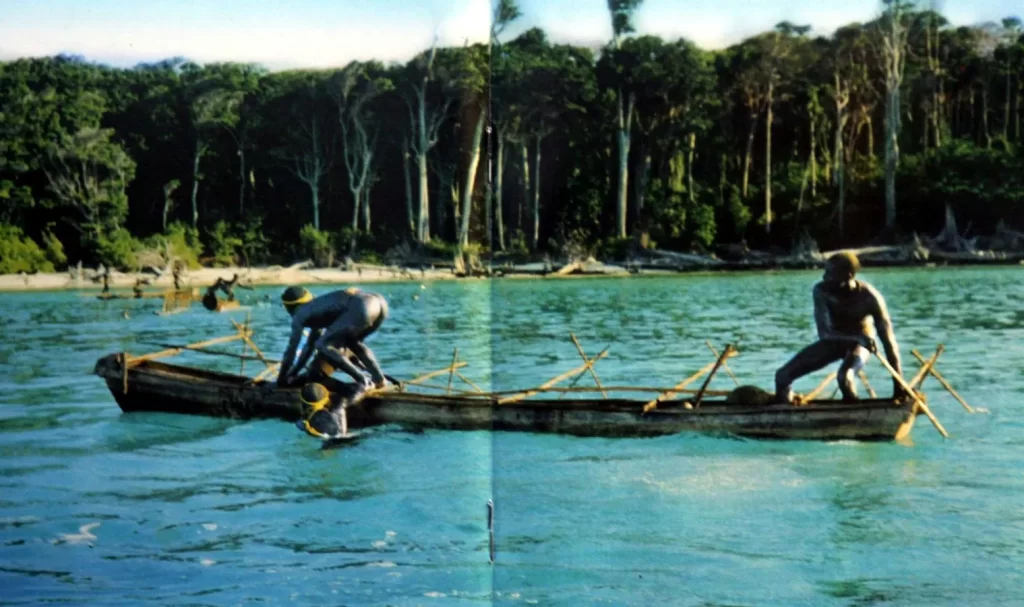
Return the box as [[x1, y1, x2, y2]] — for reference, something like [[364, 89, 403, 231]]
[[368, 561, 396, 568], [200, 559, 216, 566], [424, 591, 446, 598], [385, 530, 396, 538], [202, 523, 217, 531], [372, 540, 387, 548], [58, 522, 100, 545]]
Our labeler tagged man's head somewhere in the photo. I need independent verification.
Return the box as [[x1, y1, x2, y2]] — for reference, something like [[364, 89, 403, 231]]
[[299, 382, 341, 438], [281, 286, 313, 316], [823, 252, 860, 286]]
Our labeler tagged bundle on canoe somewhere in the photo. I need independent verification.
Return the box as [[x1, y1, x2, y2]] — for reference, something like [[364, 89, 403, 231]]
[[88, 326, 977, 442]]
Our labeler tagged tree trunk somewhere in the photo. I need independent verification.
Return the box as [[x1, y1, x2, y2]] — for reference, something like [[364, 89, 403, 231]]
[[519, 142, 529, 237], [969, 89, 976, 141], [634, 142, 651, 218], [417, 152, 430, 243], [866, 115, 875, 160], [362, 182, 371, 233], [982, 85, 992, 149], [191, 141, 201, 228], [1004, 70, 1011, 142], [532, 136, 541, 251], [809, 114, 817, 199], [459, 114, 485, 247], [238, 147, 246, 217], [742, 110, 759, 199], [496, 132, 506, 251], [403, 144, 414, 237], [1015, 74, 1021, 142], [765, 79, 774, 234], [309, 181, 320, 231], [350, 185, 361, 236], [687, 133, 696, 205], [718, 153, 727, 208], [884, 86, 899, 231], [615, 91, 635, 238]]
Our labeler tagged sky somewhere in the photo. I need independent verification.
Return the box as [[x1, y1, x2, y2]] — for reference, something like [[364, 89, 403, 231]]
[[0, 0, 1019, 71]]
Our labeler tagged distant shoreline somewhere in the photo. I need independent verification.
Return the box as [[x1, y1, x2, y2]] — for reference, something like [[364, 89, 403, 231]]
[[1, 254, 1023, 293]]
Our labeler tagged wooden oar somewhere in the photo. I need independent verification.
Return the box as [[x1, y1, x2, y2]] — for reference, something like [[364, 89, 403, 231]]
[[908, 345, 943, 390], [911, 349, 974, 413], [706, 341, 740, 386], [873, 350, 949, 439], [497, 348, 610, 405]]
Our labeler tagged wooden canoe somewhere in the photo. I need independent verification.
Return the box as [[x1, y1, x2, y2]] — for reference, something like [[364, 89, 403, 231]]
[[93, 354, 918, 441]]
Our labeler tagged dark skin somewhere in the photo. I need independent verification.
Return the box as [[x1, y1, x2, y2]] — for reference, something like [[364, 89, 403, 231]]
[[775, 260, 905, 404], [278, 289, 388, 389]]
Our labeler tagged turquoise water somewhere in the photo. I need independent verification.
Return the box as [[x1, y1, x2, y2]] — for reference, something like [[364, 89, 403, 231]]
[[0, 267, 1021, 606]]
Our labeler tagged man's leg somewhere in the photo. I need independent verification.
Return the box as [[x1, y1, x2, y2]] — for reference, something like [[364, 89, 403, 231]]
[[314, 302, 377, 386], [775, 340, 848, 402], [347, 296, 388, 387], [836, 345, 870, 402]]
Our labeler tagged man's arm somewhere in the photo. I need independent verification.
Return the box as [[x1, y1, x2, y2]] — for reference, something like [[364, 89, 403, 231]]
[[276, 321, 306, 386], [290, 328, 322, 378]]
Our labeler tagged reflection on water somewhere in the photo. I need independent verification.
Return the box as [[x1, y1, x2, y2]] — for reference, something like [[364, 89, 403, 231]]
[[1, 268, 1024, 604]]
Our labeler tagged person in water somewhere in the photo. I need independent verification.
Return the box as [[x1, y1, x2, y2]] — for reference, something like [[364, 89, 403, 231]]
[[132, 278, 145, 298], [201, 274, 250, 311], [276, 286, 389, 390], [774, 252, 906, 404]]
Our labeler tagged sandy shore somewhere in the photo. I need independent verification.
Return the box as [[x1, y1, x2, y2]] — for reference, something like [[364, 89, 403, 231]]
[[0, 265, 468, 293]]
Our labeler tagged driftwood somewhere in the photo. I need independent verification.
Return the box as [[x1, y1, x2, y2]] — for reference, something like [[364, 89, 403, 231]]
[[647, 249, 723, 265]]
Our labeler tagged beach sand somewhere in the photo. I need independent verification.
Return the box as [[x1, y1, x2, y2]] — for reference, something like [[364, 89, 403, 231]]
[[0, 264, 468, 293]]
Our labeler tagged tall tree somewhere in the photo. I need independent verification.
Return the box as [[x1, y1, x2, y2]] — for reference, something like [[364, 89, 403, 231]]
[[606, 0, 644, 238], [877, 0, 912, 232]]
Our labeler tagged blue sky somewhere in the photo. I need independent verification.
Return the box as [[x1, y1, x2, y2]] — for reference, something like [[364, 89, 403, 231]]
[[0, 0, 1019, 70]]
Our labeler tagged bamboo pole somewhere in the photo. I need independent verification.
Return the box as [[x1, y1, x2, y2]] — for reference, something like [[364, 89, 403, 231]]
[[126, 333, 249, 366], [693, 344, 736, 408], [239, 311, 251, 375], [706, 340, 740, 386], [137, 342, 280, 363], [873, 350, 949, 438], [403, 362, 470, 387], [908, 345, 943, 390], [447, 348, 459, 395], [249, 363, 280, 384], [642, 351, 738, 414], [800, 372, 838, 404], [568, 333, 608, 399], [230, 319, 273, 368], [858, 370, 877, 398], [911, 349, 974, 413], [497, 349, 610, 405], [455, 372, 484, 393]]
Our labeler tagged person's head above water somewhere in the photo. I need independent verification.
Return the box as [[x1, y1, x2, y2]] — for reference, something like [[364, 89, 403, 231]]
[[823, 252, 860, 286], [281, 286, 313, 315]]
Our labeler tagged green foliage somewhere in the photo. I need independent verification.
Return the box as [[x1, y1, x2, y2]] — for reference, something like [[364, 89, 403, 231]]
[[299, 224, 338, 267], [92, 228, 140, 270], [237, 217, 272, 266], [0, 224, 55, 273], [41, 229, 67, 268], [142, 222, 202, 269], [204, 221, 243, 267]]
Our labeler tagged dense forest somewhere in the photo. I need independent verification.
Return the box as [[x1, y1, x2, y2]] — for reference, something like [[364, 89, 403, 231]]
[[1, 0, 1023, 272]]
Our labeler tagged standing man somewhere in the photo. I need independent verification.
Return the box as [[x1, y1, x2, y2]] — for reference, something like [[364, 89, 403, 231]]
[[775, 252, 906, 404]]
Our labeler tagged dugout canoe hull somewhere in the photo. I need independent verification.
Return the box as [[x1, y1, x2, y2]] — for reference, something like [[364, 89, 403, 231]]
[[92, 354, 917, 441]]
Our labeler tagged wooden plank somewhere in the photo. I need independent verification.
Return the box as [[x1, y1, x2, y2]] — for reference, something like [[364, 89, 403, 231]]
[[497, 349, 610, 405]]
